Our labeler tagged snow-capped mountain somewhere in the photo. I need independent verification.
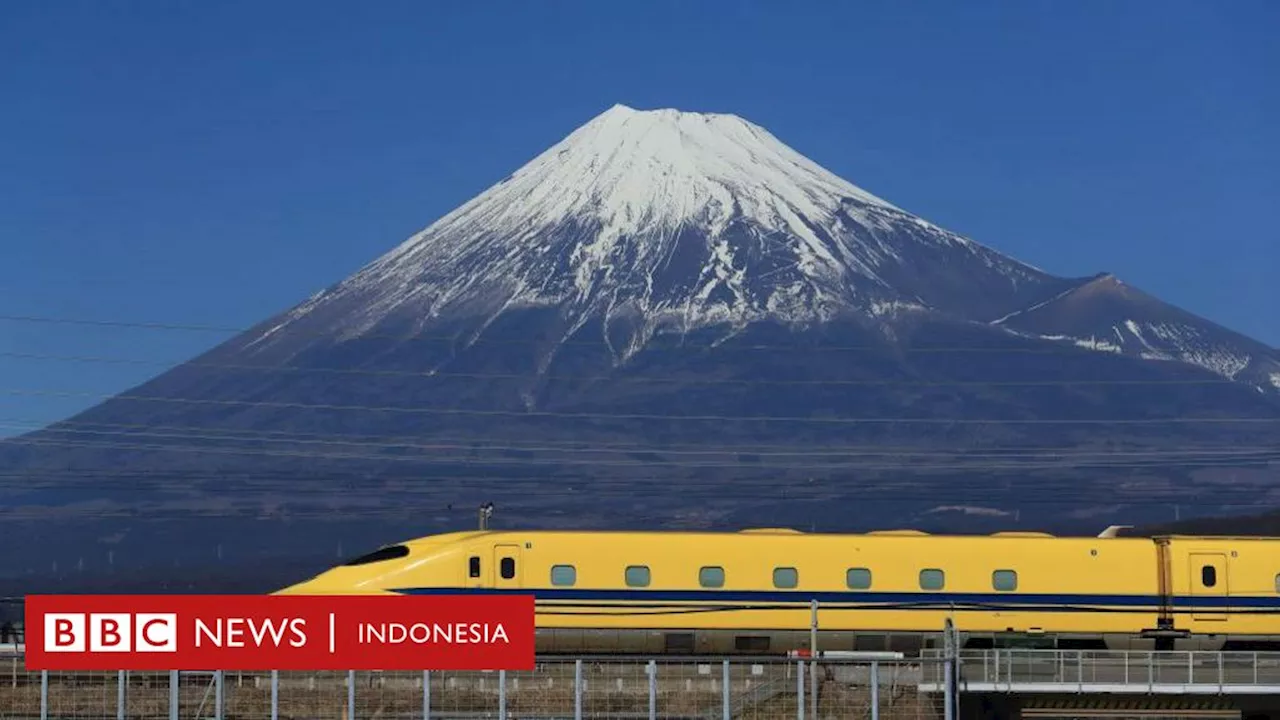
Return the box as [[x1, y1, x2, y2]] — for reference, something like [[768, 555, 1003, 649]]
[[237, 104, 1276, 389], [2, 104, 1277, 580], [244, 104, 1077, 356]]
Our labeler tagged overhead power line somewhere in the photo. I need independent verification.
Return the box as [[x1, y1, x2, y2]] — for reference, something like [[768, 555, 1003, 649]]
[[4, 388, 1277, 425], [4, 435, 1277, 473], [0, 312, 1192, 356], [2, 500, 1275, 520], [3, 417, 1276, 458], [0, 313, 248, 334], [3, 420, 1278, 464], [7, 416, 1272, 454], [0, 463, 1275, 504], [0, 350, 1246, 387], [0, 477, 1274, 519], [0, 456, 1273, 485]]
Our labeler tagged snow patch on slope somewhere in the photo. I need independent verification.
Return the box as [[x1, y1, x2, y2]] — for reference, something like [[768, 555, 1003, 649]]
[[1019, 333, 1123, 354], [870, 300, 930, 317], [1004, 316, 1258, 381], [1130, 319, 1252, 379], [990, 283, 1081, 326]]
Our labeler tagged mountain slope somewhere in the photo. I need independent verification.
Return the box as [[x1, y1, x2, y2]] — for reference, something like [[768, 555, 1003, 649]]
[[995, 273, 1280, 389], [1, 104, 1277, 580]]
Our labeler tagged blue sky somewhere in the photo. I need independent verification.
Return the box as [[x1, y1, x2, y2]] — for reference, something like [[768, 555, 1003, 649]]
[[1, 0, 1276, 431]]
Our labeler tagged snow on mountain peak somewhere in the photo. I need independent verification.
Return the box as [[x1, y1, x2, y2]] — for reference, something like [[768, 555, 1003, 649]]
[[257, 104, 1056, 349], [420, 102, 903, 242]]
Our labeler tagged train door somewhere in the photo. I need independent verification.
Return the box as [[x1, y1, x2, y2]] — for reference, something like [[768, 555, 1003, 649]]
[[1188, 552, 1227, 622], [493, 544, 523, 589]]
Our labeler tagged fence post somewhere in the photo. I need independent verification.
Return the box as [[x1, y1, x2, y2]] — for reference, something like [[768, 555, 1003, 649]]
[[347, 670, 355, 720], [215, 670, 224, 720], [796, 661, 804, 720], [117, 670, 126, 720], [423, 670, 431, 720], [574, 660, 583, 720], [722, 660, 730, 720], [810, 599, 819, 720], [944, 659, 954, 720], [271, 670, 279, 720], [169, 670, 179, 720], [499, 670, 507, 720], [811, 657, 818, 720], [870, 661, 879, 720], [648, 660, 657, 720], [40, 670, 48, 720]]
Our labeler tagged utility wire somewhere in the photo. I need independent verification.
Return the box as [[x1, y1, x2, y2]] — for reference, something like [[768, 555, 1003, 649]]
[[4, 388, 1277, 425], [4, 435, 1277, 473], [0, 312, 1207, 356], [7, 416, 1272, 455], [3, 468, 1276, 502], [0, 350, 1249, 387], [3, 421, 1277, 464], [1, 466, 1275, 488], [0, 478, 1272, 504], [0, 491, 1274, 519]]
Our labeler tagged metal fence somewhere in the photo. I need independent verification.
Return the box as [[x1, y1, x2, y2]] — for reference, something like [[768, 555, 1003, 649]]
[[0, 654, 953, 720], [921, 649, 1280, 693]]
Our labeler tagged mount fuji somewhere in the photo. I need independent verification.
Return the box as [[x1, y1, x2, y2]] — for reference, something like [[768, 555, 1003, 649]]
[[2, 104, 1278, 583]]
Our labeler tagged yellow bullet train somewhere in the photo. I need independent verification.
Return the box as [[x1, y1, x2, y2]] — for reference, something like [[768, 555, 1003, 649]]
[[275, 527, 1280, 655]]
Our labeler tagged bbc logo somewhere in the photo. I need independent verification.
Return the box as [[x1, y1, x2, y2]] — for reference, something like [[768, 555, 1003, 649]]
[[44, 613, 178, 653]]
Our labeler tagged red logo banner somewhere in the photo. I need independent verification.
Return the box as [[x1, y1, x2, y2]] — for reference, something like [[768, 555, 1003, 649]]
[[24, 594, 535, 671]]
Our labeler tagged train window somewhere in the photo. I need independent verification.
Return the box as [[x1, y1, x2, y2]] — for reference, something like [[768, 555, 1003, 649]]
[[846, 568, 872, 590], [468, 556, 481, 578], [699, 566, 725, 588], [342, 545, 409, 566], [550, 564, 576, 586], [626, 565, 651, 587], [1275, 573, 1280, 593], [992, 570, 1017, 591], [1201, 565, 1217, 588], [919, 569, 945, 591], [773, 567, 798, 589], [500, 557, 515, 580]]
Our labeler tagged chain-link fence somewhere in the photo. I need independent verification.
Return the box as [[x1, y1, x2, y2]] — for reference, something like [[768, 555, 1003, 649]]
[[0, 654, 954, 720]]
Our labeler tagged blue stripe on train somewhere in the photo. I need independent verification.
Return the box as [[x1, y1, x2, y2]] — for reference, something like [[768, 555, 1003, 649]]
[[388, 587, 1280, 609]]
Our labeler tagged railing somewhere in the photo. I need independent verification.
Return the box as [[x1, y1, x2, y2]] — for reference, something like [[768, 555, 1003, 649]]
[[0, 655, 954, 720], [919, 649, 1280, 694]]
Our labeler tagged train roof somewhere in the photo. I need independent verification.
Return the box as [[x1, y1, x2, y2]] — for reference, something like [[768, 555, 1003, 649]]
[[404, 528, 1280, 543], [420, 527, 1143, 540]]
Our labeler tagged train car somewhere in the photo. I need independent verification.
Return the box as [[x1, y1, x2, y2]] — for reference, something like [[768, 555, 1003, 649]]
[[1157, 535, 1280, 650], [274, 527, 1280, 655]]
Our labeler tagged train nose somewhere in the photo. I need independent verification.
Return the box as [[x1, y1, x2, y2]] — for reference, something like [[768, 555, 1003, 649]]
[[270, 542, 420, 596], [271, 568, 360, 595], [271, 578, 330, 595], [271, 567, 399, 596], [271, 582, 306, 596]]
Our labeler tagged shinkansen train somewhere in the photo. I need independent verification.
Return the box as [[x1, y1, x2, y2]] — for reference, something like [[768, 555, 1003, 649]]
[[274, 527, 1280, 655]]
